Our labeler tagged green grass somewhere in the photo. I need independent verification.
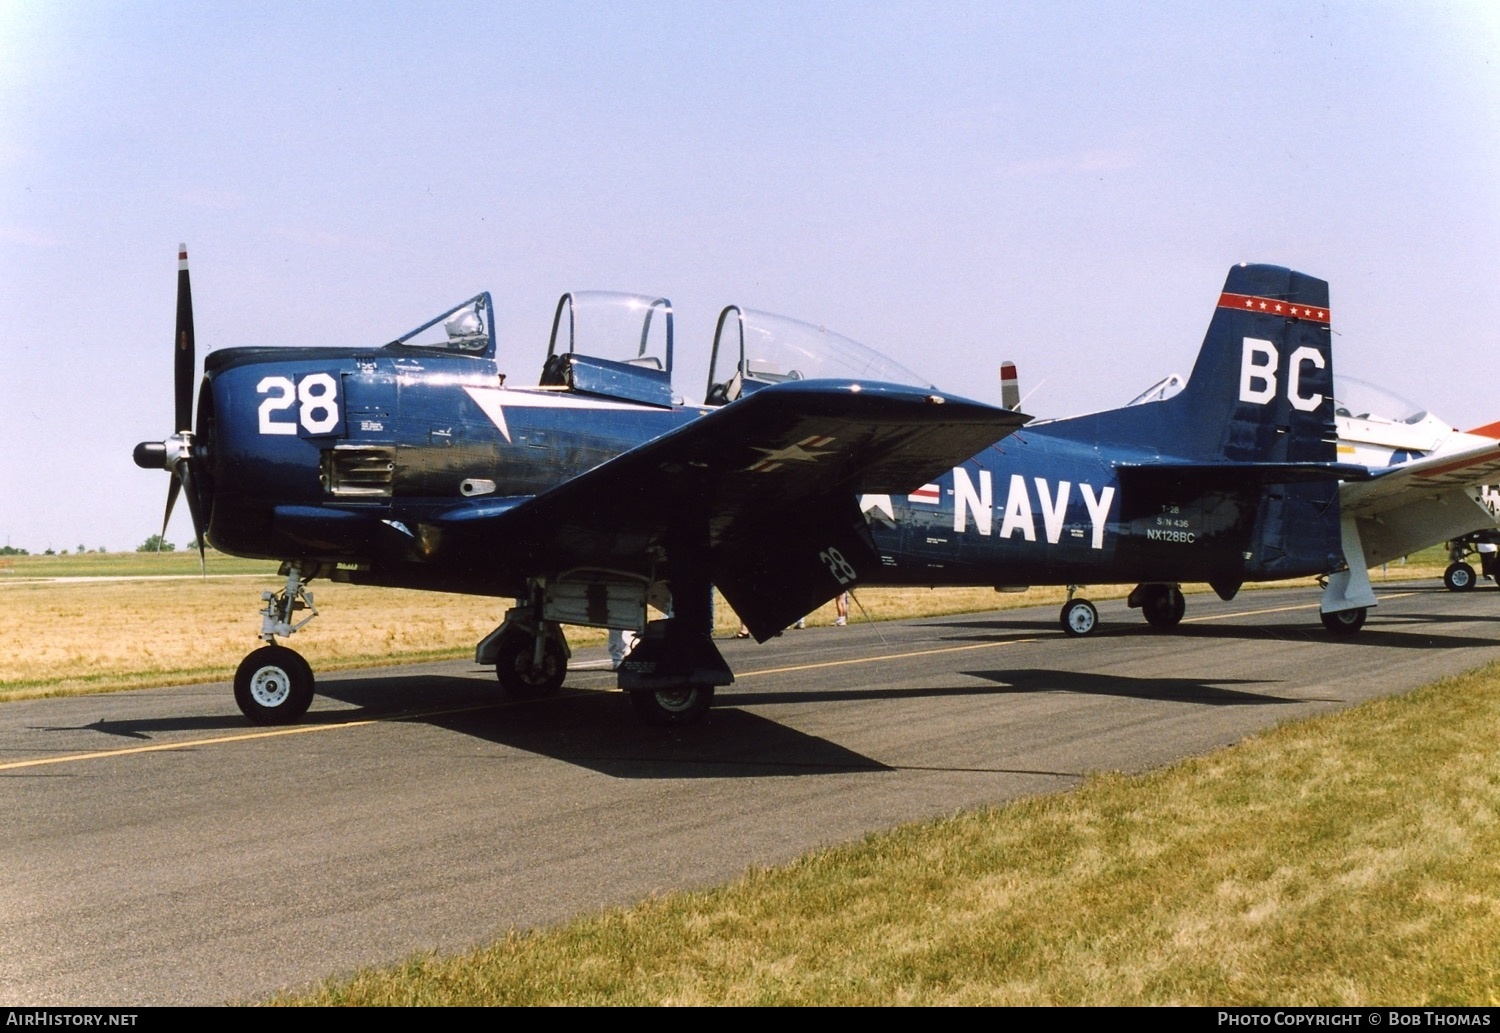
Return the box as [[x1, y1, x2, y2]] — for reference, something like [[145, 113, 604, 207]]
[[286, 661, 1500, 1006], [0, 548, 276, 578]]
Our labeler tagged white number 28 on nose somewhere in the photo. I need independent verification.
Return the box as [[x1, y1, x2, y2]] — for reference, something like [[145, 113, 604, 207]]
[[257, 374, 341, 436]]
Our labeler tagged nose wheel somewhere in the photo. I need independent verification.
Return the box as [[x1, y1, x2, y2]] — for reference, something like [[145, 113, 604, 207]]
[[232, 563, 322, 725], [234, 645, 314, 725]]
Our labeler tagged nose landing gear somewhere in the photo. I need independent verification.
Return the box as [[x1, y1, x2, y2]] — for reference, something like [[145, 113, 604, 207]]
[[233, 564, 320, 725]]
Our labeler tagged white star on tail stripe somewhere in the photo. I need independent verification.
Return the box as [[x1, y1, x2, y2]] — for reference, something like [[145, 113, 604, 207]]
[[1217, 291, 1329, 324]]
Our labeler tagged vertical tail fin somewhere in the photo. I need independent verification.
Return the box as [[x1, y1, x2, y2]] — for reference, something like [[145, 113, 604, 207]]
[[1057, 264, 1344, 582], [1060, 264, 1338, 464], [1169, 263, 1336, 464]]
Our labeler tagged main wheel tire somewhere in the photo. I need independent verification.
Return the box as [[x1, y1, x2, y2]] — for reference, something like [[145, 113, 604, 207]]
[[1444, 561, 1477, 592], [1059, 599, 1099, 636], [494, 628, 566, 698], [1320, 607, 1367, 636], [629, 685, 714, 727], [234, 645, 315, 725], [1141, 585, 1186, 628]]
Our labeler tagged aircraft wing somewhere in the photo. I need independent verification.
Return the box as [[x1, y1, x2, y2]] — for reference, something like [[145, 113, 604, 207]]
[[1336, 437, 1500, 566], [431, 380, 1026, 637], [1342, 438, 1500, 518]]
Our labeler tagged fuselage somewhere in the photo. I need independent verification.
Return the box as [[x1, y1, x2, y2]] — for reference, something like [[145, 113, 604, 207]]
[[200, 344, 703, 594], [197, 343, 1326, 601], [862, 420, 1278, 589]]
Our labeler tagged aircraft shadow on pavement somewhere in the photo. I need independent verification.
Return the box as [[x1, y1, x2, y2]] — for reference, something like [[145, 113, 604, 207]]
[[960, 667, 1306, 704], [34, 714, 241, 739], [306, 670, 890, 779]]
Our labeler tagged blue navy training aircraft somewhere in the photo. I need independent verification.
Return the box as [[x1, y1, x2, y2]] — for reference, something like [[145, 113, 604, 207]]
[[133, 250, 1364, 728]]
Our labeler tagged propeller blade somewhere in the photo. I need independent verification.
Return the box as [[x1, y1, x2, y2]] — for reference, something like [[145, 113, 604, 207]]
[[174, 243, 196, 434], [160, 475, 181, 551], [175, 459, 207, 570]]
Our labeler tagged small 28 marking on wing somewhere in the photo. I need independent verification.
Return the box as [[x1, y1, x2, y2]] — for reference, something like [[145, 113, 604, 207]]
[[819, 545, 857, 585]]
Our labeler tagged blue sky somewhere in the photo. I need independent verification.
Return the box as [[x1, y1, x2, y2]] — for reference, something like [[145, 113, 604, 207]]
[[2, 1, 1497, 551]]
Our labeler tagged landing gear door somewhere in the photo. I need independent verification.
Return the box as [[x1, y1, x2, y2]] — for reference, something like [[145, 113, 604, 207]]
[[714, 492, 879, 639]]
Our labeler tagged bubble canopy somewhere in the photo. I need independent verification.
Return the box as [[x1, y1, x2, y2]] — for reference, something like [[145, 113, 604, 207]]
[[1332, 375, 1428, 425], [706, 307, 934, 406]]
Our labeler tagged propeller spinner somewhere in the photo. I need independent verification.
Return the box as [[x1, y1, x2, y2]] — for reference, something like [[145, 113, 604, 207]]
[[133, 244, 207, 563]]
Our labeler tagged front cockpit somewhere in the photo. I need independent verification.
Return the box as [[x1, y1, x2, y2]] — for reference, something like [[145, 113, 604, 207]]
[[385, 293, 497, 357]]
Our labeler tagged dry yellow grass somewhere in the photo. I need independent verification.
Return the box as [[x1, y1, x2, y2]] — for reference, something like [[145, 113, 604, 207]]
[[0, 553, 1449, 701], [0, 577, 513, 698]]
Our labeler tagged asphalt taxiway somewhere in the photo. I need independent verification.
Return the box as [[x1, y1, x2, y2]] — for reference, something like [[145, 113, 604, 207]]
[[4, 582, 1498, 1004]]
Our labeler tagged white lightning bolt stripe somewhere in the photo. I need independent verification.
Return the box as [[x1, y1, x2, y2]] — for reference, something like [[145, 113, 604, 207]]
[[463, 386, 664, 442]]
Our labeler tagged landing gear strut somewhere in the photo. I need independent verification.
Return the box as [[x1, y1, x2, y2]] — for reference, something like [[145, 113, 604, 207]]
[[234, 564, 319, 725]]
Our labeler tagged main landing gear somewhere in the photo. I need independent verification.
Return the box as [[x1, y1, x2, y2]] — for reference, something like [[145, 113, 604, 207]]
[[1061, 583, 1188, 636], [231, 565, 723, 729], [1444, 561, 1476, 592], [1320, 607, 1367, 636], [234, 565, 320, 725], [1128, 583, 1185, 629], [615, 618, 725, 726], [475, 599, 570, 699]]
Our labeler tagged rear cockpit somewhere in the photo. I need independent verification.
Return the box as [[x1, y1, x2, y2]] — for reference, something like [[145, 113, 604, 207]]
[[704, 307, 934, 406]]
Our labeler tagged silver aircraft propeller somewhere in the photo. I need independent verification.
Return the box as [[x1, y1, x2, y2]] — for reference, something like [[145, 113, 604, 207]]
[[132, 244, 206, 566]]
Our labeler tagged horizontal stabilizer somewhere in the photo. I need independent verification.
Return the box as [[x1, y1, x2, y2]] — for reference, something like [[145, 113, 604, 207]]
[[1117, 460, 1372, 490]]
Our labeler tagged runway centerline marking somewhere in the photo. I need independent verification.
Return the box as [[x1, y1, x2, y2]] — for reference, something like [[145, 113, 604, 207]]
[[1180, 591, 1415, 624], [736, 637, 1039, 678], [0, 701, 506, 772]]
